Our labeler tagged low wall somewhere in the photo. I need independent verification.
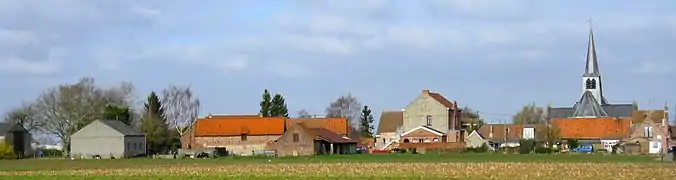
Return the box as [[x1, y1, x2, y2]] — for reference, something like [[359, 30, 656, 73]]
[[398, 142, 466, 154]]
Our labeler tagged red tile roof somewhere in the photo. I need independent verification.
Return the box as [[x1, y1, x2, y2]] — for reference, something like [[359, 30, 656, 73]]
[[422, 90, 456, 109], [194, 116, 285, 136], [552, 117, 631, 139], [428, 93, 455, 109], [286, 118, 348, 135], [295, 123, 356, 143]]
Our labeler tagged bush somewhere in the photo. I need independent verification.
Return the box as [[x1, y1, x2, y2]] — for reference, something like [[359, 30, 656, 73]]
[[567, 139, 579, 150], [0, 143, 16, 159], [464, 144, 489, 153], [534, 147, 552, 154], [518, 139, 536, 154]]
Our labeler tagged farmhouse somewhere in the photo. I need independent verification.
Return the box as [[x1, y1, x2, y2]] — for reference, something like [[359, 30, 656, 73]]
[[270, 123, 357, 157], [400, 90, 464, 143], [184, 114, 353, 156], [71, 120, 146, 159], [621, 109, 670, 154], [0, 122, 32, 157]]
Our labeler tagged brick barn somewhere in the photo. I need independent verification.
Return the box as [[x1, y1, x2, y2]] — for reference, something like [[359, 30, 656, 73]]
[[270, 123, 357, 157], [186, 114, 285, 156]]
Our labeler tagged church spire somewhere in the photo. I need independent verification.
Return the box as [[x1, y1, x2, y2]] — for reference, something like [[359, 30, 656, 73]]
[[583, 18, 600, 77]]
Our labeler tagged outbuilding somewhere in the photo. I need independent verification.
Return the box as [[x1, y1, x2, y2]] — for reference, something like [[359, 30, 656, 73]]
[[71, 120, 146, 159]]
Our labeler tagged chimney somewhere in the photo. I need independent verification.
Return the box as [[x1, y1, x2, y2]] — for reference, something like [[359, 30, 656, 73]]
[[422, 89, 430, 94]]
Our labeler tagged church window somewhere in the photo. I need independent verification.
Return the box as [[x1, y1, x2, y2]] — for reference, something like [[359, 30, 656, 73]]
[[585, 79, 594, 89], [426, 115, 432, 126], [590, 79, 597, 89]]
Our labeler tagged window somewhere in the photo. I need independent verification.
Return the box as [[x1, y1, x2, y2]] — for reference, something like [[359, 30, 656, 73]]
[[133, 142, 137, 150], [426, 115, 432, 126], [292, 133, 300, 142], [241, 133, 248, 141], [644, 126, 653, 138], [585, 79, 594, 89]]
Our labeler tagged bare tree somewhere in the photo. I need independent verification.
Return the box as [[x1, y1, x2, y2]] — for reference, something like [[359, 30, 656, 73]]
[[297, 109, 313, 118], [32, 77, 133, 155], [161, 85, 200, 139], [325, 94, 362, 137], [3, 103, 42, 133], [512, 103, 546, 125]]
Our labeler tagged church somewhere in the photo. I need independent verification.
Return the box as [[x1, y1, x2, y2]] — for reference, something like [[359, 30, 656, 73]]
[[548, 25, 634, 119], [549, 25, 636, 151]]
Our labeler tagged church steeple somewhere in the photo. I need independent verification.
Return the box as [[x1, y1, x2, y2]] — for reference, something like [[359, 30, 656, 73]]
[[583, 21, 600, 77], [581, 19, 607, 105]]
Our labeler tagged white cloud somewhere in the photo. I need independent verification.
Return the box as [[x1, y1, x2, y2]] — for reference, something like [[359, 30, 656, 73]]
[[0, 57, 60, 75]]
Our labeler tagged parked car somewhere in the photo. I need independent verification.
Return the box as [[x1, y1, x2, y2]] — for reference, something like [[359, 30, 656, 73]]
[[572, 144, 594, 153]]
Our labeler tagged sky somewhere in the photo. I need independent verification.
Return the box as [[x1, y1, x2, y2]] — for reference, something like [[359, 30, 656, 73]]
[[1, 0, 676, 125]]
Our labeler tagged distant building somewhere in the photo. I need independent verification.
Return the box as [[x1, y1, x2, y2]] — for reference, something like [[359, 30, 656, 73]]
[[183, 114, 352, 156], [70, 120, 146, 159], [548, 24, 671, 154], [0, 122, 32, 157]]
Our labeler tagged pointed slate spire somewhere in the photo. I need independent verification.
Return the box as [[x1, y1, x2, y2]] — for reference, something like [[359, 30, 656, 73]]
[[583, 19, 600, 77], [569, 91, 608, 117]]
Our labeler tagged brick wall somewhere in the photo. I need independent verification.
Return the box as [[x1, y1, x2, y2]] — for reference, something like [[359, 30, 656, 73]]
[[193, 135, 280, 155], [270, 125, 316, 157]]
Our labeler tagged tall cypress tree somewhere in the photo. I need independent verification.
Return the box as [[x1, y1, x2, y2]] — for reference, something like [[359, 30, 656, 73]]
[[260, 89, 272, 117], [140, 91, 169, 154], [359, 105, 375, 137], [270, 94, 289, 118]]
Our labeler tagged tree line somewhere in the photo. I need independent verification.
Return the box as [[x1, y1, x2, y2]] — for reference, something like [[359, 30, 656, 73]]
[[1, 77, 200, 156]]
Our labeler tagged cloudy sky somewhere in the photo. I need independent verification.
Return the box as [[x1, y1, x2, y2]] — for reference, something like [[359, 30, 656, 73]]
[[1, 0, 675, 124]]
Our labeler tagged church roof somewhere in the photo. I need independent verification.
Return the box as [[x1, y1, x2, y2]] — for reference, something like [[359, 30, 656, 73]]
[[583, 24, 601, 77], [569, 91, 608, 117]]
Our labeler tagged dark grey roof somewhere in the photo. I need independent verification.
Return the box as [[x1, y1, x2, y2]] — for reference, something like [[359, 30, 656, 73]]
[[600, 104, 634, 117], [549, 104, 634, 119], [0, 123, 13, 135], [569, 91, 608, 117], [0, 122, 23, 135], [97, 120, 143, 136], [548, 107, 573, 119], [583, 27, 600, 77]]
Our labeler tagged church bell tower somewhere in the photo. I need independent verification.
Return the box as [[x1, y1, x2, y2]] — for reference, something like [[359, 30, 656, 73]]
[[581, 21, 607, 105]]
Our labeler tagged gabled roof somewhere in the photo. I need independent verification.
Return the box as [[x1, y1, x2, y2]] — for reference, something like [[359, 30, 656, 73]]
[[428, 92, 455, 109], [376, 111, 403, 134], [478, 124, 524, 141], [628, 114, 666, 138], [97, 120, 143, 136], [468, 130, 486, 139], [632, 110, 667, 124], [569, 91, 608, 117], [401, 126, 445, 136], [286, 118, 348, 135], [294, 123, 356, 143], [194, 116, 285, 136]]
